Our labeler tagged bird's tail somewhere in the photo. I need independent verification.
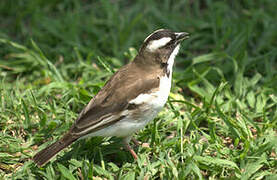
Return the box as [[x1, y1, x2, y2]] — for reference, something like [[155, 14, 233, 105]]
[[33, 132, 78, 167]]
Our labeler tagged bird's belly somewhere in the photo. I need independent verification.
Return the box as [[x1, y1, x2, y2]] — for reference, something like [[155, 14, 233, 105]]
[[89, 99, 164, 138]]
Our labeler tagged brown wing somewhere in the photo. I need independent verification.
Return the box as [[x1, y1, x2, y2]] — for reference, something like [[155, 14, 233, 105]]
[[70, 61, 161, 136]]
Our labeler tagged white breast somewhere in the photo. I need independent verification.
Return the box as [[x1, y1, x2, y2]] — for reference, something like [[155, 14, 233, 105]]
[[127, 44, 180, 110]]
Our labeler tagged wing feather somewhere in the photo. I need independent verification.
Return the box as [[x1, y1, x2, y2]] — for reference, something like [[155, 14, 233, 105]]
[[70, 61, 160, 136]]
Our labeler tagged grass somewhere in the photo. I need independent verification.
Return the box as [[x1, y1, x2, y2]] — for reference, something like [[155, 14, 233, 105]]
[[0, 0, 277, 179]]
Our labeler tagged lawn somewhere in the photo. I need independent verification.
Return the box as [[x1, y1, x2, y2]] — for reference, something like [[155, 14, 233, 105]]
[[0, 0, 277, 179]]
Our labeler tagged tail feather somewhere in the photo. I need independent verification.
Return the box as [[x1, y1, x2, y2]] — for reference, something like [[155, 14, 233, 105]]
[[33, 133, 78, 167]]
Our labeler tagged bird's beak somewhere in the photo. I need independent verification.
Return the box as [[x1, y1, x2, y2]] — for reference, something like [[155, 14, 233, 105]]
[[175, 32, 190, 42]]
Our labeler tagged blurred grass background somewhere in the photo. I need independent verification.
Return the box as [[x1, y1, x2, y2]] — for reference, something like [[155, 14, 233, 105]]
[[0, 0, 277, 179]]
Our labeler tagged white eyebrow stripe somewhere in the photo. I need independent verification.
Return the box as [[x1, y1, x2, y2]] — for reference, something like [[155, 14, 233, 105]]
[[143, 29, 165, 42], [146, 37, 171, 51], [174, 32, 183, 36]]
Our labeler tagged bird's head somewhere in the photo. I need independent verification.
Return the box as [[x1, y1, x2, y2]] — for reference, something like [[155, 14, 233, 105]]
[[138, 29, 189, 64]]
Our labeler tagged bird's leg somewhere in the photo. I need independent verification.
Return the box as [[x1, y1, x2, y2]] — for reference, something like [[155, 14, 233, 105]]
[[124, 142, 138, 159], [123, 137, 138, 159], [131, 138, 141, 146]]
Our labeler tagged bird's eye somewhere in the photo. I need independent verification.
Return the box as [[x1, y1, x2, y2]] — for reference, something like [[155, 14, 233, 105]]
[[163, 41, 174, 48]]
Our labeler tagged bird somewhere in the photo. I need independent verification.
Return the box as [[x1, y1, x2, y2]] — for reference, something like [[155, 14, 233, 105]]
[[33, 29, 189, 167]]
